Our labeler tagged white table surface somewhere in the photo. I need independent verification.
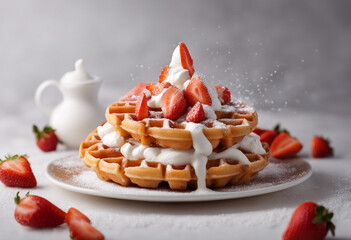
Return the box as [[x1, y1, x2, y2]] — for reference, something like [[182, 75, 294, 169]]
[[1, 105, 350, 240]]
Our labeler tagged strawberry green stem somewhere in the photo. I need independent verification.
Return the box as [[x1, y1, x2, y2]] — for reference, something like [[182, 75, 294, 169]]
[[313, 204, 336, 236]]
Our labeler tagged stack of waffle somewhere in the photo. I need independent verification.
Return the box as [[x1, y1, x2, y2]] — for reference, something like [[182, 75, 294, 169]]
[[79, 43, 270, 191]]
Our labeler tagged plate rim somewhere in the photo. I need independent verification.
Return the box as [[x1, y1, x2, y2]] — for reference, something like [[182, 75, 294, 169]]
[[45, 156, 313, 202]]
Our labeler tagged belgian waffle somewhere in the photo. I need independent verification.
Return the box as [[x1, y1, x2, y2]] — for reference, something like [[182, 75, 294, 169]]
[[79, 128, 270, 190], [105, 100, 258, 150]]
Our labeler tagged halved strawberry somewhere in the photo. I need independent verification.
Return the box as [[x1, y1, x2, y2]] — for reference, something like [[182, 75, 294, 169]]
[[14, 192, 66, 228], [0, 155, 37, 188], [146, 82, 171, 96], [214, 84, 231, 104], [66, 207, 90, 225], [270, 133, 303, 158], [161, 86, 187, 120], [135, 93, 149, 121], [120, 82, 151, 101], [184, 76, 211, 106], [311, 136, 333, 158], [260, 130, 279, 146], [179, 42, 194, 77], [186, 102, 206, 123], [159, 66, 170, 83], [66, 208, 104, 240], [256, 124, 289, 146]]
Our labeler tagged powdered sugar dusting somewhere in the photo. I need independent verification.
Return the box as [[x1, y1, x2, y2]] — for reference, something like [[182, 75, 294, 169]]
[[47, 155, 312, 199]]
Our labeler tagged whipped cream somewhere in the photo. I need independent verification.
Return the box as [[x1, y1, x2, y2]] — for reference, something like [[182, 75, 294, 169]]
[[208, 148, 250, 164], [234, 132, 266, 154], [164, 45, 191, 90], [144, 147, 194, 166], [200, 76, 222, 111], [147, 89, 166, 108], [202, 104, 217, 120], [163, 119, 171, 128], [97, 122, 124, 148], [121, 141, 148, 160], [165, 68, 190, 90], [117, 132, 264, 166], [185, 122, 212, 156], [100, 123, 265, 191], [185, 122, 213, 191]]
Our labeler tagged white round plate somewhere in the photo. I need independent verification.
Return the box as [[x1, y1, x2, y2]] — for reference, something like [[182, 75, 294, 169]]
[[46, 155, 312, 202]]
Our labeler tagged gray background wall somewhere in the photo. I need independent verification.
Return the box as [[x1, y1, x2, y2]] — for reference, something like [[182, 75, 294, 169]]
[[1, 0, 350, 117]]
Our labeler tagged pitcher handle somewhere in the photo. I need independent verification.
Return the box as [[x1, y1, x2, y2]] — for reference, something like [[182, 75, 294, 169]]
[[35, 79, 61, 116]]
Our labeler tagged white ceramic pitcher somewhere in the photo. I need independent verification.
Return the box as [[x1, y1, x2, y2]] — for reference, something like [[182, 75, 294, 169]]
[[35, 59, 104, 149]]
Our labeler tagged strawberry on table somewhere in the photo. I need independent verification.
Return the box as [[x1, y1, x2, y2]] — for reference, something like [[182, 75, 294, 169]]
[[214, 84, 231, 105], [0, 155, 36, 188], [256, 124, 289, 146], [159, 66, 170, 83], [186, 102, 206, 123], [33, 125, 59, 152], [135, 92, 149, 121], [253, 127, 268, 136], [283, 202, 335, 240], [161, 86, 187, 120], [146, 82, 171, 96], [270, 132, 303, 158], [184, 76, 212, 106], [179, 42, 194, 78], [119, 82, 151, 101], [14, 192, 66, 228], [260, 130, 279, 146], [66, 208, 104, 240], [311, 136, 333, 158]]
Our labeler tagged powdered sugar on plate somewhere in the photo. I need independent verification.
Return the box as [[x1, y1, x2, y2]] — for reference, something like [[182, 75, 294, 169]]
[[46, 155, 312, 202]]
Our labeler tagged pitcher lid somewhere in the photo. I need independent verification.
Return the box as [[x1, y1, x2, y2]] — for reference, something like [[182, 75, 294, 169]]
[[61, 59, 99, 84]]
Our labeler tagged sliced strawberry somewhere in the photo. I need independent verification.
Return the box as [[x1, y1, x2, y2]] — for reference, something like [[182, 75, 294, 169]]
[[179, 42, 194, 77], [69, 219, 104, 240], [66, 207, 90, 225], [14, 192, 66, 228], [270, 133, 303, 158], [260, 130, 279, 146], [253, 127, 268, 136], [135, 93, 149, 121], [0, 155, 37, 188], [311, 137, 333, 158], [146, 82, 171, 96], [66, 208, 104, 240], [159, 66, 170, 83], [33, 125, 59, 152], [283, 202, 335, 240], [184, 76, 211, 106], [186, 102, 206, 123], [214, 84, 231, 104], [161, 86, 187, 120], [120, 82, 151, 101]]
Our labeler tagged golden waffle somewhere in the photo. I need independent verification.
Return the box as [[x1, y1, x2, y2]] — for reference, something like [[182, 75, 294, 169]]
[[79, 128, 270, 190], [105, 100, 258, 150]]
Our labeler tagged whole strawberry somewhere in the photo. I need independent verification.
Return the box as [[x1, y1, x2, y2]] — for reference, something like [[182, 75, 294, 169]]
[[311, 136, 333, 158], [14, 192, 66, 228], [283, 202, 335, 240], [33, 125, 59, 152], [0, 155, 37, 188]]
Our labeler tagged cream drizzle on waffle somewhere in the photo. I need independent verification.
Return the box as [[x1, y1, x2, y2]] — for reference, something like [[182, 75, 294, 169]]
[[97, 122, 265, 191]]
